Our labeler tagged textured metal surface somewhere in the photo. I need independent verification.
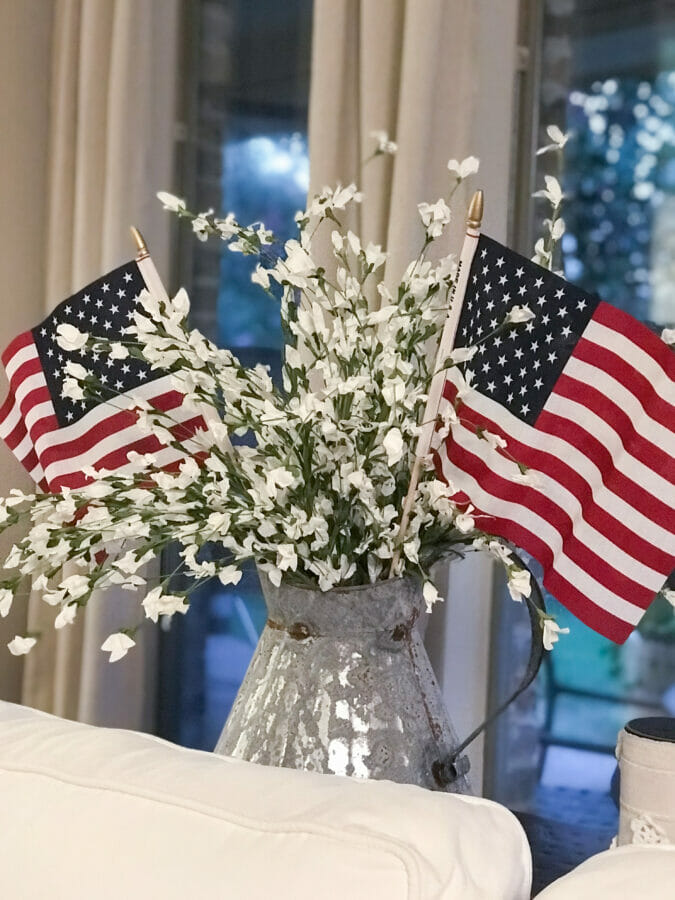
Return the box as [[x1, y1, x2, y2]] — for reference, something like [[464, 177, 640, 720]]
[[215, 574, 472, 793]]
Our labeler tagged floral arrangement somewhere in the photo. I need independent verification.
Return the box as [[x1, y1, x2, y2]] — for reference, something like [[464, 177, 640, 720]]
[[0, 129, 574, 662]]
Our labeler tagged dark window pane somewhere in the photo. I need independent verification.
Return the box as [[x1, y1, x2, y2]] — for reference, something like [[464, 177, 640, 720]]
[[157, 0, 312, 750]]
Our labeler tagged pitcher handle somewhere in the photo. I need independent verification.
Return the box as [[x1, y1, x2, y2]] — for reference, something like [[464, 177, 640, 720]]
[[432, 550, 547, 788]]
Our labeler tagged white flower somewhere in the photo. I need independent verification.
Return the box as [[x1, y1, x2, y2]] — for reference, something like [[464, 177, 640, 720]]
[[101, 632, 136, 663], [251, 265, 271, 290], [266, 467, 295, 495], [64, 360, 89, 380], [109, 342, 129, 360], [284, 345, 304, 369], [55, 603, 78, 629], [533, 175, 563, 208], [157, 191, 186, 212], [62, 377, 85, 401], [364, 242, 387, 270], [383, 428, 404, 466], [542, 618, 570, 650], [488, 540, 513, 565], [507, 568, 532, 602], [536, 124, 570, 156], [8, 635, 37, 656], [370, 130, 397, 155], [56, 323, 88, 352], [218, 566, 242, 586], [661, 328, 675, 346], [347, 230, 361, 257], [550, 217, 565, 240], [482, 430, 507, 450], [455, 508, 475, 533], [0, 588, 13, 617], [403, 539, 419, 563], [59, 573, 90, 600], [662, 588, 675, 608], [142, 587, 188, 623], [448, 346, 477, 365], [114, 550, 152, 575], [276, 543, 298, 572], [170, 288, 191, 319], [423, 581, 441, 612], [192, 214, 212, 241], [447, 156, 480, 179], [505, 305, 535, 324], [418, 199, 451, 238]]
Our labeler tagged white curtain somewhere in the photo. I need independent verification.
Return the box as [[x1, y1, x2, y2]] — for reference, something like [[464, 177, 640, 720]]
[[12, 0, 181, 729], [308, 0, 520, 788]]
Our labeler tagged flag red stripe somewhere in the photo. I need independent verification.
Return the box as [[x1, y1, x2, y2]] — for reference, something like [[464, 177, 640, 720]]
[[8, 355, 44, 391], [0, 392, 19, 429], [454, 399, 673, 574], [444, 435, 656, 606], [552, 373, 674, 484], [1, 330, 34, 367], [534, 407, 674, 527], [34, 389, 186, 468], [594, 302, 675, 379], [573, 337, 674, 433], [434, 449, 634, 643], [2, 410, 29, 452]]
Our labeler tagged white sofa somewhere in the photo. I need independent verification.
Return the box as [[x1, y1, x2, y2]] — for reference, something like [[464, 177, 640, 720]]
[[535, 845, 675, 899], [0, 701, 531, 899], [2, 701, 674, 899]]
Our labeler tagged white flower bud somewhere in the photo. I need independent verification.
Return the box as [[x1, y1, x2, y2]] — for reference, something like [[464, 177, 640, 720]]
[[101, 632, 136, 663], [56, 323, 88, 352], [9, 635, 37, 656], [505, 305, 535, 324]]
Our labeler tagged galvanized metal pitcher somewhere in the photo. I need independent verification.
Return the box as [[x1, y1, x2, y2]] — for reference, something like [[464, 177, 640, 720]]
[[215, 572, 471, 793]]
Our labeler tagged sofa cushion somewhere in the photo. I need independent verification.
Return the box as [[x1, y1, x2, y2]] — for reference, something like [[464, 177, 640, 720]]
[[0, 701, 531, 899], [534, 845, 675, 899]]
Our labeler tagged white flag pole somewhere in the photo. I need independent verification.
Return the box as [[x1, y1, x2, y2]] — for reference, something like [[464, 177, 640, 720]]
[[130, 226, 233, 454], [389, 190, 484, 577]]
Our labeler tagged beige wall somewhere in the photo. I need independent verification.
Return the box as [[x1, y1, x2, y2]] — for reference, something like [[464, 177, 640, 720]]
[[0, 1, 54, 700]]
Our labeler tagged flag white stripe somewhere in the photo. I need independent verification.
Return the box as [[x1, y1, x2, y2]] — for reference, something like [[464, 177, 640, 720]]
[[4, 342, 39, 381], [443, 376, 675, 554], [563, 356, 675, 458], [543, 392, 675, 510], [436, 448, 644, 626], [584, 319, 675, 403], [450, 421, 665, 590]]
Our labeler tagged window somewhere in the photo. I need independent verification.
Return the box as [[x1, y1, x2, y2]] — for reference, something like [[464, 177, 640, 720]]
[[489, 0, 675, 827], [157, 0, 312, 750]]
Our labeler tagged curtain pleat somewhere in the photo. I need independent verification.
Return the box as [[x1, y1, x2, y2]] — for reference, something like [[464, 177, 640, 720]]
[[21, 0, 179, 730]]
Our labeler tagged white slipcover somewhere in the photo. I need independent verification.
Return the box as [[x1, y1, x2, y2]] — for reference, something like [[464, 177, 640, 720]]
[[534, 845, 675, 899], [0, 701, 531, 899]]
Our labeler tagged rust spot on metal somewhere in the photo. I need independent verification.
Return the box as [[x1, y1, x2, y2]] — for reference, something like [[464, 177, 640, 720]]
[[288, 621, 311, 641]]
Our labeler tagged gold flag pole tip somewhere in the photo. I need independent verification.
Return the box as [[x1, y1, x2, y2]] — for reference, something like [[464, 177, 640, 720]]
[[130, 226, 149, 261], [466, 190, 484, 231]]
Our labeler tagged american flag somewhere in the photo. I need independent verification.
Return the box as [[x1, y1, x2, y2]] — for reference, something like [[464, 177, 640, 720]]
[[0, 261, 205, 492], [434, 234, 675, 643]]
